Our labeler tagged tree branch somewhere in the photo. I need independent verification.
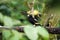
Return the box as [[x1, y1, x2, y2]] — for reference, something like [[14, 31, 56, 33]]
[[15, 27, 60, 34]]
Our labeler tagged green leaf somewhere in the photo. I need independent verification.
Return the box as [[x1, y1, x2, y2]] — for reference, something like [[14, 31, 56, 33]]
[[3, 30, 21, 40], [18, 31, 29, 40], [0, 13, 4, 22], [3, 16, 21, 26], [36, 26, 49, 40], [3, 16, 14, 27], [24, 26, 38, 40], [13, 19, 21, 25], [3, 30, 13, 40], [9, 30, 20, 40]]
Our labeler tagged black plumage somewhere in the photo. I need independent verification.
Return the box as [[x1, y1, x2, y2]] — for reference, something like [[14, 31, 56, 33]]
[[28, 15, 41, 26], [21, 11, 41, 26], [28, 15, 37, 25]]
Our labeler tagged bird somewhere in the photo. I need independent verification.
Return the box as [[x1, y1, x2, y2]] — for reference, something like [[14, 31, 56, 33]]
[[21, 10, 41, 26]]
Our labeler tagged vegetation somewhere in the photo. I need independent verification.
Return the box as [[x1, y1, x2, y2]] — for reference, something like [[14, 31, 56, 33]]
[[0, 0, 60, 40]]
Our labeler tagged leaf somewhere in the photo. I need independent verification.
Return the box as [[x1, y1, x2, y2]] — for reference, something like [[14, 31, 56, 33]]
[[3, 30, 21, 40], [0, 13, 4, 22], [3, 16, 14, 27], [3, 30, 13, 40], [13, 19, 21, 25], [24, 26, 38, 40], [19, 33, 29, 40], [36, 26, 49, 40], [9, 30, 20, 40]]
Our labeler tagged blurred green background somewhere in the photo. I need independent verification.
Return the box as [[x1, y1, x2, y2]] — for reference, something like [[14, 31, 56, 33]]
[[0, 0, 60, 40]]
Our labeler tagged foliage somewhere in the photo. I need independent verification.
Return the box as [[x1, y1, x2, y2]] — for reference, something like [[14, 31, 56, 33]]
[[0, 0, 60, 40], [24, 26, 49, 40]]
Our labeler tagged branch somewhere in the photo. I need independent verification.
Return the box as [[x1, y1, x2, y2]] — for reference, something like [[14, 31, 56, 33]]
[[15, 27, 60, 34], [0, 26, 60, 34]]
